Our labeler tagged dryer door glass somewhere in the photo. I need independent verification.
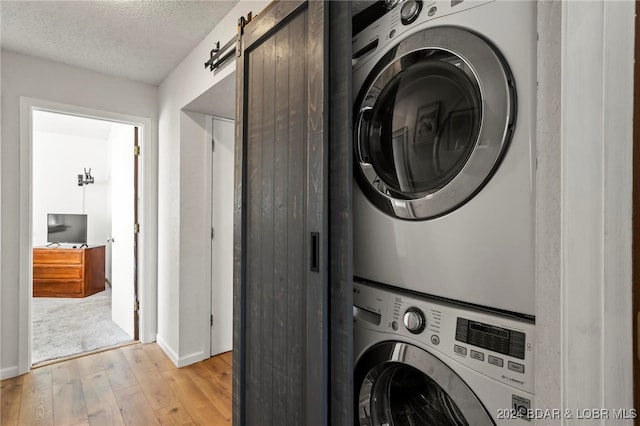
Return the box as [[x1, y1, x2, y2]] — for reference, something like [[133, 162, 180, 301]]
[[355, 26, 515, 220], [364, 52, 481, 198]]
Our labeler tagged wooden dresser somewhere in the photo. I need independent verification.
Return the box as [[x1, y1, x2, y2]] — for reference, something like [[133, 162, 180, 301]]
[[33, 245, 106, 298]]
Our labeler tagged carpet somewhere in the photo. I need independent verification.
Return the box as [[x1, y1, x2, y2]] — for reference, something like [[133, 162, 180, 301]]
[[32, 287, 134, 365]]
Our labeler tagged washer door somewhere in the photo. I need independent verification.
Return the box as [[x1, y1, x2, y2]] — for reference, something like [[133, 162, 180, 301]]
[[354, 26, 515, 220], [355, 342, 494, 426]]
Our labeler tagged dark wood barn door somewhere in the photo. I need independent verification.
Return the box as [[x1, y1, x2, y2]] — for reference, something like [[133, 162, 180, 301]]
[[233, 1, 352, 425]]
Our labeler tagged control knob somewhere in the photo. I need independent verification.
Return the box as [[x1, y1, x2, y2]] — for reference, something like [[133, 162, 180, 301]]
[[403, 307, 426, 334], [400, 0, 423, 25]]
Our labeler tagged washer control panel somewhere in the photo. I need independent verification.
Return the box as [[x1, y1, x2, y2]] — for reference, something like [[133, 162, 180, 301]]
[[353, 281, 534, 393]]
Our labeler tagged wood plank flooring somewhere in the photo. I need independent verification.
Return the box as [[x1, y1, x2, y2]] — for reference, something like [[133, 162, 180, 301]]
[[0, 343, 233, 426]]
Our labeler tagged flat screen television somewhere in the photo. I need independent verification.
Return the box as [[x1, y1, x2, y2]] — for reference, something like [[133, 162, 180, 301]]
[[47, 213, 88, 245]]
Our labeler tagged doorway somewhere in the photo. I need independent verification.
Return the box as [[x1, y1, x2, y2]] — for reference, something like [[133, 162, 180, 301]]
[[30, 110, 138, 365], [208, 115, 234, 357], [16, 97, 156, 375]]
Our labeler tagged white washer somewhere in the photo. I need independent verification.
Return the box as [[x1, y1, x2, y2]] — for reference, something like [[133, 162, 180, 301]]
[[353, 280, 535, 425], [352, 0, 536, 316]]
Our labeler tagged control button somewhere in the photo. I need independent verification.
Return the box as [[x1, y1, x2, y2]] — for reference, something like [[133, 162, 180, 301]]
[[453, 345, 467, 356], [391, 321, 398, 331], [508, 361, 525, 374], [400, 0, 423, 25], [389, 29, 396, 39], [427, 6, 437, 17], [431, 335, 440, 345], [488, 355, 504, 367], [470, 350, 484, 361], [403, 308, 426, 334]]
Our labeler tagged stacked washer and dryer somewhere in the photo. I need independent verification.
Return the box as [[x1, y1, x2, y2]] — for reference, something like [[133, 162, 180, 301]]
[[351, 0, 536, 424]]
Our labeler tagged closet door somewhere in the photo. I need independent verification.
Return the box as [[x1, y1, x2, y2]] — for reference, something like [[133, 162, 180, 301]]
[[233, 1, 352, 424]]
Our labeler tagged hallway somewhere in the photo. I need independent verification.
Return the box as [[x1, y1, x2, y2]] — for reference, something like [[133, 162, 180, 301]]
[[0, 343, 232, 425]]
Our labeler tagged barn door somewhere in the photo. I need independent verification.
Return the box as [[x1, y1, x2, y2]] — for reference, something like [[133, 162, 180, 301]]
[[233, 1, 351, 424]]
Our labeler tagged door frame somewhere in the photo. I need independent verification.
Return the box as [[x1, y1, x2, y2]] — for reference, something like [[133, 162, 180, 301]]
[[633, 2, 640, 418], [133, 126, 140, 341], [17, 96, 157, 374], [549, 0, 634, 414], [205, 114, 235, 357], [328, 1, 353, 424]]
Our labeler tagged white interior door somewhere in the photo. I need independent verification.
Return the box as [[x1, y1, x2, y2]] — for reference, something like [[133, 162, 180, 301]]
[[211, 116, 234, 356], [110, 123, 135, 339]]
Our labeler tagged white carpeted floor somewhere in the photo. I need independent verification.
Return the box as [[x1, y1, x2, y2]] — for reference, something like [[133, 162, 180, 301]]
[[32, 287, 134, 365]]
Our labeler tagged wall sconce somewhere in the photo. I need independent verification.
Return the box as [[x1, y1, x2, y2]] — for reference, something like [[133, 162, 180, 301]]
[[78, 168, 95, 186]]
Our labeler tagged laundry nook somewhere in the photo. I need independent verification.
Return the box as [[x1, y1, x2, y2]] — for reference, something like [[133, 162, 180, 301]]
[[0, 1, 637, 425]]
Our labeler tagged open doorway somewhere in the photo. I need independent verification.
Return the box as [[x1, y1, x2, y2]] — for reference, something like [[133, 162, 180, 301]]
[[208, 115, 234, 357], [30, 110, 138, 365]]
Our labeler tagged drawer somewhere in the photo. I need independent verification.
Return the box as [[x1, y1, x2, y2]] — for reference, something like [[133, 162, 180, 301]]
[[33, 279, 83, 297], [33, 249, 82, 265], [33, 265, 83, 280]]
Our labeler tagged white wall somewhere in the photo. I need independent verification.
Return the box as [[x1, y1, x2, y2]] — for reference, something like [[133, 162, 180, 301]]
[[536, 0, 635, 421], [0, 50, 158, 378], [156, 0, 269, 366], [32, 127, 111, 247], [177, 108, 209, 363]]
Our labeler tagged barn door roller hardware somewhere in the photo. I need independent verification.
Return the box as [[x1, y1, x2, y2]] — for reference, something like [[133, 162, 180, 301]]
[[204, 11, 253, 70], [204, 34, 238, 72], [236, 11, 254, 57], [238, 11, 253, 34]]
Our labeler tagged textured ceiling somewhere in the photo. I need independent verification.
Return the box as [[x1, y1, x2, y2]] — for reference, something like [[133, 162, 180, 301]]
[[1, 1, 239, 85]]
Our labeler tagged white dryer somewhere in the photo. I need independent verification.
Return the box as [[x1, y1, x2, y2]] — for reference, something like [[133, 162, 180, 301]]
[[353, 280, 535, 425], [352, 0, 536, 316]]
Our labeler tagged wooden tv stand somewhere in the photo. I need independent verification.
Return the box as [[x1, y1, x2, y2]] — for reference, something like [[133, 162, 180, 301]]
[[33, 245, 105, 298]]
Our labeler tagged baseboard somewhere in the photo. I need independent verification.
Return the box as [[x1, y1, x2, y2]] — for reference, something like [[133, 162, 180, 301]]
[[1, 365, 20, 380], [176, 349, 207, 368], [155, 334, 180, 367], [211, 342, 232, 358], [155, 335, 207, 368]]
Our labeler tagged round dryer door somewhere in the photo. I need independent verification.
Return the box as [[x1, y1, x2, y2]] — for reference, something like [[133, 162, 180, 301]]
[[354, 26, 515, 220], [355, 342, 494, 426]]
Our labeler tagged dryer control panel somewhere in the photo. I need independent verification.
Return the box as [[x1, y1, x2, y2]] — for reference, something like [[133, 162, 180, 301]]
[[353, 280, 535, 394], [352, 0, 494, 67]]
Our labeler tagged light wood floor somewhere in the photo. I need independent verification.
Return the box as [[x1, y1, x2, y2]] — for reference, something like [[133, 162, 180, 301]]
[[0, 343, 232, 425]]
